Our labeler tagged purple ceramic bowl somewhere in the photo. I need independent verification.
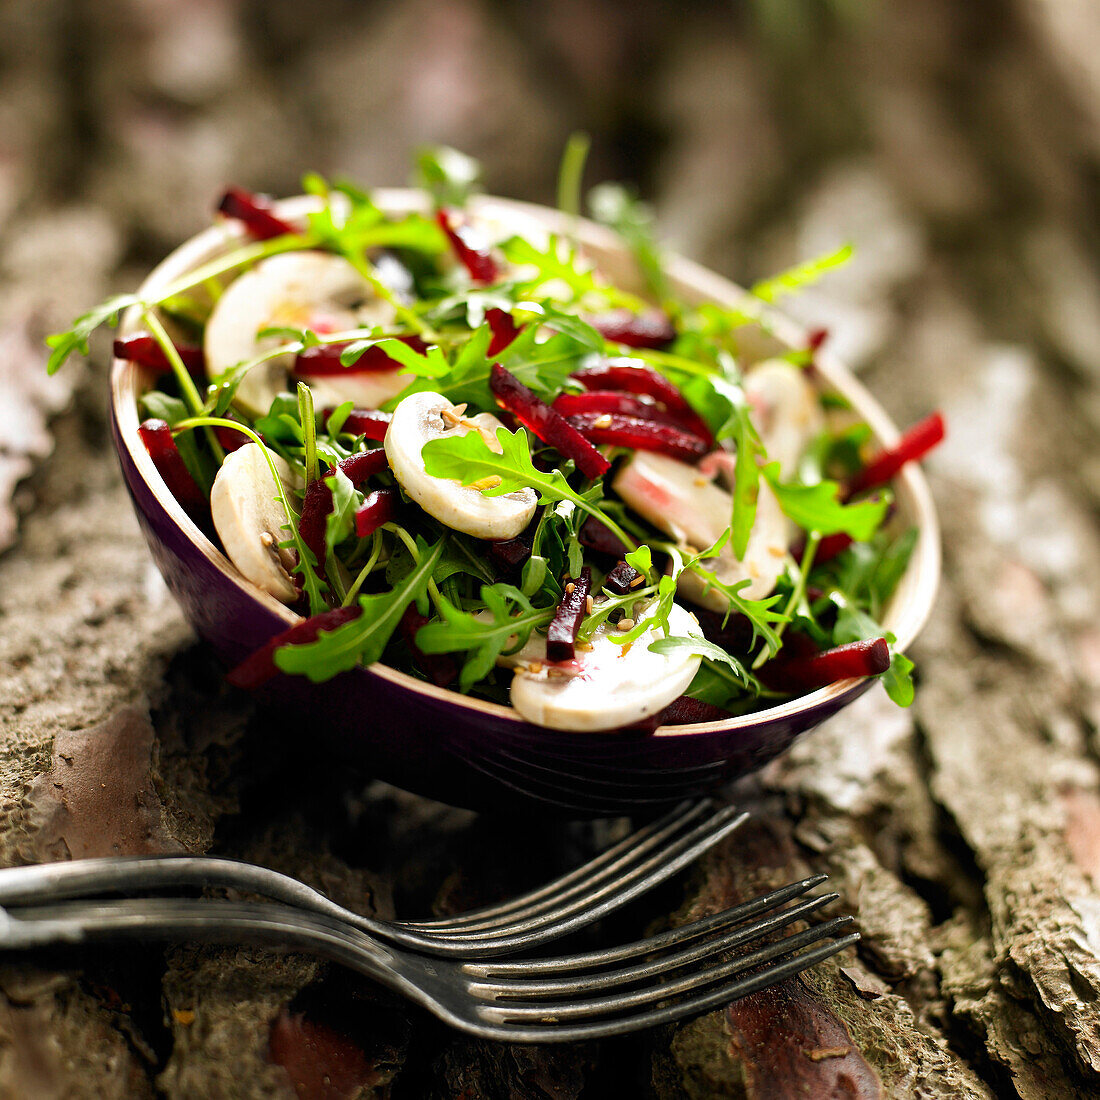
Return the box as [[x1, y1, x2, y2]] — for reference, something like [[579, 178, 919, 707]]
[[110, 192, 940, 816]]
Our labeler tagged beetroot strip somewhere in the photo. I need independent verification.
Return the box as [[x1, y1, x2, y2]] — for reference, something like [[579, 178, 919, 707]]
[[546, 567, 592, 662], [115, 334, 205, 378], [759, 637, 890, 694], [571, 363, 713, 445], [489, 364, 610, 479], [566, 412, 709, 463], [603, 560, 643, 595], [846, 411, 945, 497], [486, 308, 522, 356], [137, 419, 208, 520], [226, 606, 362, 689], [354, 487, 400, 539], [589, 309, 676, 349], [552, 390, 685, 429], [217, 186, 298, 241], [327, 407, 391, 441], [299, 449, 390, 565], [437, 208, 500, 284]]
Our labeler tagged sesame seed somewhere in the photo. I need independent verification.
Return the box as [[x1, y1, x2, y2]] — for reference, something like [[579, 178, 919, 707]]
[[586, 595, 594, 613], [629, 573, 645, 588], [593, 413, 613, 429], [565, 582, 575, 595], [260, 532, 275, 548], [768, 545, 785, 558], [468, 475, 503, 492], [618, 617, 635, 631]]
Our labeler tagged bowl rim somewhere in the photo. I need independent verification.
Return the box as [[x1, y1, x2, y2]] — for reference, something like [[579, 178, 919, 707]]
[[111, 188, 941, 737]]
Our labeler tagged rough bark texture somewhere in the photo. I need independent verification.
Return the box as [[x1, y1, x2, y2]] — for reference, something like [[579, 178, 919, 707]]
[[2, 1, 1099, 1096]]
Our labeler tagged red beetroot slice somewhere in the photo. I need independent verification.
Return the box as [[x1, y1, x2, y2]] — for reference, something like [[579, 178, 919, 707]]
[[214, 416, 256, 454], [846, 411, 945, 498], [759, 637, 890, 694], [217, 186, 297, 241], [571, 363, 713, 445], [603, 559, 644, 595], [400, 606, 459, 687], [488, 535, 532, 576], [294, 335, 428, 376], [354, 487, 400, 539], [115, 334, 205, 378], [589, 309, 676, 349], [336, 449, 389, 486], [137, 419, 208, 520], [552, 390, 685, 430], [578, 515, 630, 557], [630, 695, 734, 732], [489, 364, 610, 479], [437, 208, 500, 284], [546, 567, 592, 662], [226, 605, 362, 690], [299, 450, 390, 564], [326, 407, 391, 441], [486, 308, 522, 356], [566, 412, 709, 463]]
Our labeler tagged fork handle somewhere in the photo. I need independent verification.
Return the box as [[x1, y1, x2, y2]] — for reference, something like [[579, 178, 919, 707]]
[[0, 897, 412, 994]]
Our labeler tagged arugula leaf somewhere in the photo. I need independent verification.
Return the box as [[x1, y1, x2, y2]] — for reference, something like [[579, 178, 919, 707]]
[[763, 464, 888, 540], [46, 294, 142, 374], [416, 585, 553, 691], [340, 337, 450, 378], [749, 244, 854, 304], [883, 652, 915, 706], [274, 536, 444, 680], [323, 467, 359, 558], [648, 633, 754, 687]]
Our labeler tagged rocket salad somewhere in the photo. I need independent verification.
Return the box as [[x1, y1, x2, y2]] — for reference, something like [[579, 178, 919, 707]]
[[49, 148, 943, 732]]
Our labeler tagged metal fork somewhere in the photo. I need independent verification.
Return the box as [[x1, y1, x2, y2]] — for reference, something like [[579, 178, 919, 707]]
[[0, 800, 747, 957], [0, 878, 857, 1042]]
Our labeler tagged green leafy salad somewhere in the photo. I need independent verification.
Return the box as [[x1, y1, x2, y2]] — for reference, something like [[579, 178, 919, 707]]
[[49, 145, 941, 732]]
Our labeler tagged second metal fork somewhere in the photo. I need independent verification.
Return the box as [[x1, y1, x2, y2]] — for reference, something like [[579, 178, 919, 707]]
[[0, 800, 746, 957], [0, 877, 856, 1042]]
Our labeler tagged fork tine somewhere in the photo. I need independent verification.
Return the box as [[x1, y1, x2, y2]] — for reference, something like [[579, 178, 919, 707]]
[[404, 798, 718, 931], [486, 932, 861, 1043], [470, 874, 830, 974], [416, 806, 749, 948], [476, 892, 839, 998], [479, 916, 857, 1024]]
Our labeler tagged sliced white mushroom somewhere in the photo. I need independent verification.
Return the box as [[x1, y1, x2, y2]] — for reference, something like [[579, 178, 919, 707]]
[[508, 602, 702, 731], [204, 251, 402, 416], [384, 391, 537, 539], [210, 442, 304, 604], [613, 451, 788, 610], [743, 359, 823, 479]]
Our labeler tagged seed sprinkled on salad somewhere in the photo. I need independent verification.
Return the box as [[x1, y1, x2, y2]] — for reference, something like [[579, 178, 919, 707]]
[[50, 145, 943, 731]]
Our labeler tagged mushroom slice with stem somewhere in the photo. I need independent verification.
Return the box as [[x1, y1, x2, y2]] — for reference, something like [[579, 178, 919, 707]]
[[385, 391, 537, 540], [508, 602, 702, 731], [210, 442, 303, 604]]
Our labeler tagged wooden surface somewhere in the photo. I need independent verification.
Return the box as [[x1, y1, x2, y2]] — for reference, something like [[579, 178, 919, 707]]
[[2, 1, 1099, 1096]]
